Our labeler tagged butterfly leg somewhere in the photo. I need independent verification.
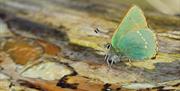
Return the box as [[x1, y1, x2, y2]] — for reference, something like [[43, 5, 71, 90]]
[[105, 55, 113, 72], [104, 54, 110, 66], [104, 52, 114, 69], [128, 59, 133, 66], [109, 59, 114, 67]]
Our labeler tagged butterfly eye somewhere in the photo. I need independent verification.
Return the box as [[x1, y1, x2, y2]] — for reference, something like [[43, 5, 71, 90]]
[[104, 43, 111, 49], [107, 44, 111, 49]]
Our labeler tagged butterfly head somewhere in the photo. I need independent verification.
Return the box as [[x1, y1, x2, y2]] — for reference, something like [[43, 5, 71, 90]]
[[104, 44, 122, 66]]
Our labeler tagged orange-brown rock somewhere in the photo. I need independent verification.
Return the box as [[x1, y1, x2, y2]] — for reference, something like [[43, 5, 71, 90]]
[[35, 39, 60, 56], [3, 38, 43, 65]]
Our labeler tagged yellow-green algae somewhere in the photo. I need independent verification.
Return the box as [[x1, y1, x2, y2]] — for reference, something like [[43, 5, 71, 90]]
[[125, 53, 180, 69]]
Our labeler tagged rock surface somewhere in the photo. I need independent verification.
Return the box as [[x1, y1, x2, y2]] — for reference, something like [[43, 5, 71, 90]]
[[0, 0, 179, 91]]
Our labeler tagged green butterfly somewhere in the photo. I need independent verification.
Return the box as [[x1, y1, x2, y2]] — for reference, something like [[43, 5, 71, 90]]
[[105, 5, 158, 66]]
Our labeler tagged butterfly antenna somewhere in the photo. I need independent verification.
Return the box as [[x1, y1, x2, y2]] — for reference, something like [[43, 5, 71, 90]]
[[94, 28, 113, 70], [94, 28, 100, 33], [128, 59, 133, 67]]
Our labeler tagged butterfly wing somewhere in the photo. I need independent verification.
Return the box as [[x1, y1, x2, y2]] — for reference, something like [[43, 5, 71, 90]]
[[117, 28, 157, 60], [112, 5, 148, 50], [111, 5, 157, 60]]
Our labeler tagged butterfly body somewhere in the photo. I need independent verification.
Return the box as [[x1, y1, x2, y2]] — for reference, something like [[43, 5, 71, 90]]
[[106, 5, 157, 64]]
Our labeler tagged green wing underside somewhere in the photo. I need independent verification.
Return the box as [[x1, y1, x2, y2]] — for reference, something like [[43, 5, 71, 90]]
[[112, 6, 147, 47], [114, 28, 156, 60], [111, 6, 157, 60]]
